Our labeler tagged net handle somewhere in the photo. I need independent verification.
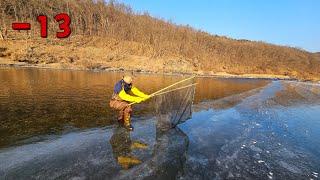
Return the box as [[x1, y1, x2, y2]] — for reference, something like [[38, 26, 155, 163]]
[[129, 83, 197, 106], [150, 83, 197, 97], [150, 76, 196, 96], [128, 76, 196, 106]]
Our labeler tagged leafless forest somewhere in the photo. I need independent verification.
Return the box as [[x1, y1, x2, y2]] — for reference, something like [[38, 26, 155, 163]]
[[0, 0, 319, 80]]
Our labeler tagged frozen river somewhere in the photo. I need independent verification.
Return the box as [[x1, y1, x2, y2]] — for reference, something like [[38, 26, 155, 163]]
[[0, 68, 319, 179]]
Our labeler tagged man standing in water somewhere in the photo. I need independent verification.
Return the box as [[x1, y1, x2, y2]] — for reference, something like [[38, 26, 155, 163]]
[[110, 75, 150, 131]]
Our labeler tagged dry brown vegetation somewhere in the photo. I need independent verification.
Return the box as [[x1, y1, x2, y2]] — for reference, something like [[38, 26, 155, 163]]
[[0, 0, 319, 81]]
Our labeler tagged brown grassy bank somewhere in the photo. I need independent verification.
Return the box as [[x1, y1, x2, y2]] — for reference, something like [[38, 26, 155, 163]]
[[0, 0, 319, 81]]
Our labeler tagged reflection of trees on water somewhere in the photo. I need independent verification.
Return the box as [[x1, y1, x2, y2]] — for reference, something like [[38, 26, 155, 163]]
[[110, 121, 189, 179]]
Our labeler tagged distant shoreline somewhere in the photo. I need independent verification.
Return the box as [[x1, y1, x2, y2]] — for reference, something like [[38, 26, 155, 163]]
[[1, 37, 319, 82], [0, 60, 300, 82]]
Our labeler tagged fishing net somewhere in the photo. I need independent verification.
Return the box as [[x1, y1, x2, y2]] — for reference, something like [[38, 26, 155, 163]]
[[151, 77, 196, 131]]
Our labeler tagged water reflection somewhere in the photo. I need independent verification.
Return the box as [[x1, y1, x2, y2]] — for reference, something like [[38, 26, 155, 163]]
[[0, 67, 268, 148], [117, 125, 189, 180], [110, 126, 148, 169], [0, 120, 155, 179], [0, 117, 190, 179]]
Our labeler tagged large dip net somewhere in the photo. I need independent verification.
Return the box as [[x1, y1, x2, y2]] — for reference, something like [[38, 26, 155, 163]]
[[149, 76, 196, 131]]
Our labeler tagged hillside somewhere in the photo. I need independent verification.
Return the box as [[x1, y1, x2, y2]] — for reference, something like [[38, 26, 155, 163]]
[[0, 0, 319, 81]]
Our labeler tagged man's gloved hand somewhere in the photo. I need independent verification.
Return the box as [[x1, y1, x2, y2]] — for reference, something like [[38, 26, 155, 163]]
[[134, 97, 144, 103], [142, 95, 151, 101]]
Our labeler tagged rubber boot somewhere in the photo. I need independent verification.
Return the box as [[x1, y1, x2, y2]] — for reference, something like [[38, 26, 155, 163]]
[[124, 114, 134, 131], [117, 156, 141, 169]]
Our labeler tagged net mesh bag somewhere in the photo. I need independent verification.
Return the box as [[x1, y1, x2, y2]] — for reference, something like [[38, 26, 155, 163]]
[[150, 77, 196, 131]]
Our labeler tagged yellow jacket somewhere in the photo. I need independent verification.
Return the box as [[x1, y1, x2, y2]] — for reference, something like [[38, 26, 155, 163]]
[[118, 87, 149, 103]]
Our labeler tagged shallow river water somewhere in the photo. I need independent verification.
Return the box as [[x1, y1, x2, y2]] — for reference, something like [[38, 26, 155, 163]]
[[0, 67, 319, 179]]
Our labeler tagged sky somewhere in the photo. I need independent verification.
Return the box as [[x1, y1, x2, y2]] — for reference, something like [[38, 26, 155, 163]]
[[118, 0, 320, 52]]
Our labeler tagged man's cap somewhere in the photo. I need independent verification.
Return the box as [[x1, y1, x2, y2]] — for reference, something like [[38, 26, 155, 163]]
[[123, 75, 133, 84]]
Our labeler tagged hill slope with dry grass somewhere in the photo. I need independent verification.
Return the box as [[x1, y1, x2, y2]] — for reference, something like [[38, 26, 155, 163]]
[[0, 0, 319, 81]]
